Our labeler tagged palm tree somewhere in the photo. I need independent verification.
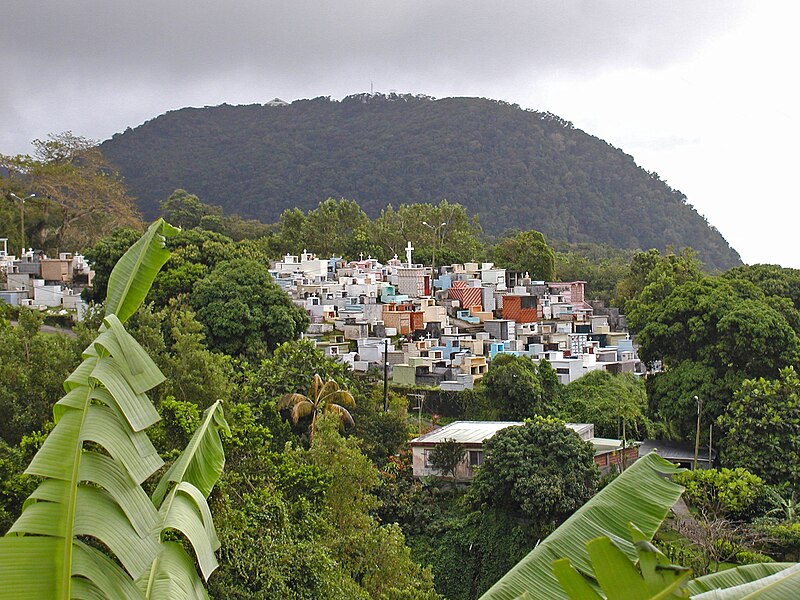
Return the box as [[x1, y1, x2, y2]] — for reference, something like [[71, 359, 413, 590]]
[[278, 373, 356, 436]]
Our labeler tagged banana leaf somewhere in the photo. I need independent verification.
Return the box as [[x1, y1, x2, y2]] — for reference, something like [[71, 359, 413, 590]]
[[104, 218, 179, 324], [0, 219, 225, 600], [152, 400, 229, 505], [480, 452, 685, 600], [138, 401, 229, 599], [0, 310, 167, 599], [688, 563, 800, 598]]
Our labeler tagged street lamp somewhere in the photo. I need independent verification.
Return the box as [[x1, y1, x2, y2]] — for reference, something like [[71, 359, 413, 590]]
[[9, 193, 35, 255], [422, 221, 447, 272], [693, 395, 701, 470]]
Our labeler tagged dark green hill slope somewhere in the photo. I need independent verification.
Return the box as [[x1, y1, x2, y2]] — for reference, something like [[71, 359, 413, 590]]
[[100, 94, 741, 270]]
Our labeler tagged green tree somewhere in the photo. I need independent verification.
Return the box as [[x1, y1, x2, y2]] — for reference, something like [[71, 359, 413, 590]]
[[618, 248, 702, 320], [468, 416, 599, 526], [491, 230, 556, 280], [159, 188, 223, 229], [481, 453, 794, 600], [208, 409, 361, 599], [249, 337, 352, 407], [0, 434, 42, 535], [551, 241, 634, 303], [428, 439, 467, 479], [371, 200, 485, 265], [271, 207, 308, 255], [301, 198, 370, 258], [478, 354, 559, 420], [308, 415, 439, 599], [1, 132, 142, 251], [560, 371, 651, 439], [645, 361, 737, 441], [277, 374, 356, 437], [134, 302, 234, 410], [190, 258, 309, 356], [673, 468, 764, 519], [634, 276, 800, 439], [0, 309, 83, 444], [719, 367, 800, 487], [80, 227, 141, 303], [350, 387, 411, 465], [723, 263, 800, 309]]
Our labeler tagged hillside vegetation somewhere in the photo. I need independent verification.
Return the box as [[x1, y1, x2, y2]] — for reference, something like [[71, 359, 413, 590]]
[[100, 93, 740, 271]]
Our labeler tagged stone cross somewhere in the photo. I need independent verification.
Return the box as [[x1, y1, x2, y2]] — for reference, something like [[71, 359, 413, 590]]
[[405, 241, 413, 266]]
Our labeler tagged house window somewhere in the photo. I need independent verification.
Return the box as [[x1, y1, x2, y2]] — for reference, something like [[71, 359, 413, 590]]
[[469, 450, 484, 468], [424, 449, 432, 468]]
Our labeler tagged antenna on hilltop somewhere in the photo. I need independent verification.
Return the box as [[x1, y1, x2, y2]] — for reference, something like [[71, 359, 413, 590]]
[[370, 81, 373, 95]]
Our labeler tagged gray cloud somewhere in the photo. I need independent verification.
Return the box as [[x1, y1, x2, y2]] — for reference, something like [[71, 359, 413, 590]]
[[1, 1, 748, 153]]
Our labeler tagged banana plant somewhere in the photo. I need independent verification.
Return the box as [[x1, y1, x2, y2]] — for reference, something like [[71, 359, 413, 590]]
[[0, 219, 229, 600], [553, 525, 693, 600], [480, 451, 800, 600]]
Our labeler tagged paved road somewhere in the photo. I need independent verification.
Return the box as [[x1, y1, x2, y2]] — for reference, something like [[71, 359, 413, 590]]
[[9, 319, 78, 338]]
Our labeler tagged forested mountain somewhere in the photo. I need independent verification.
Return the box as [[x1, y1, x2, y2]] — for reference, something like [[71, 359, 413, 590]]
[[100, 93, 740, 271]]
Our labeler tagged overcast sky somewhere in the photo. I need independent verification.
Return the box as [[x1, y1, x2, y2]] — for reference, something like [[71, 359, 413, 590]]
[[2, 2, 798, 267]]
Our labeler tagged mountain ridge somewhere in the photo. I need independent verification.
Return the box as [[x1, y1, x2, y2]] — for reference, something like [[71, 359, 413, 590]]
[[100, 93, 741, 270]]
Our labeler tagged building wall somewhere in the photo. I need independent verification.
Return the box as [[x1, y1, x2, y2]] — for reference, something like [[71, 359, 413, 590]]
[[392, 364, 417, 386], [502, 295, 538, 323], [448, 280, 483, 311], [411, 445, 483, 481], [40, 259, 71, 283], [593, 446, 640, 474]]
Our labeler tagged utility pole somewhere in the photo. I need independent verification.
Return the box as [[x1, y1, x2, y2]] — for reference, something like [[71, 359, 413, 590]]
[[708, 423, 713, 468], [693, 395, 701, 470], [621, 418, 627, 471], [10, 193, 35, 255], [409, 393, 425, 434], [383, 338, 389, 411]]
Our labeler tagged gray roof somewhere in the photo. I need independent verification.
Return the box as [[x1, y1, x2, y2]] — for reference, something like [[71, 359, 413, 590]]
[[409, 420, 594, 446], [639, 439, 716, 462]]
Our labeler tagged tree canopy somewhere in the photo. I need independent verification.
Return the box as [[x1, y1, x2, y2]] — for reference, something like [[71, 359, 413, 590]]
[[719, 367, 800, 487], [559, 371, 651, 439], [632, 271, 800, 439], [1, 132, 141, 252], [468, 416, 599, 526], [427, 439, 466, 479], [477, 354, 559, 420], [491, 230, 556, 281], [190, 258, 309, 356]]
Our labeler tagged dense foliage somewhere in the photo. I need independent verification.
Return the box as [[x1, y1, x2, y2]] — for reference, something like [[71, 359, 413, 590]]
[[491, 230, 555, 281], [1, 132, 142, 253], [627, 254, 800, 440], [674, 467, 764, 518], [99, 94, 740, 270], [10, 196, 800, 596], [427, 439, 466, 479], [0, 309, 87, 445], [719, 368, 800, 487], [476, 354, 560, 420], [190, 258, 309, 357], [468, 417, 599, 526], [559, 370, 651, 439]]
